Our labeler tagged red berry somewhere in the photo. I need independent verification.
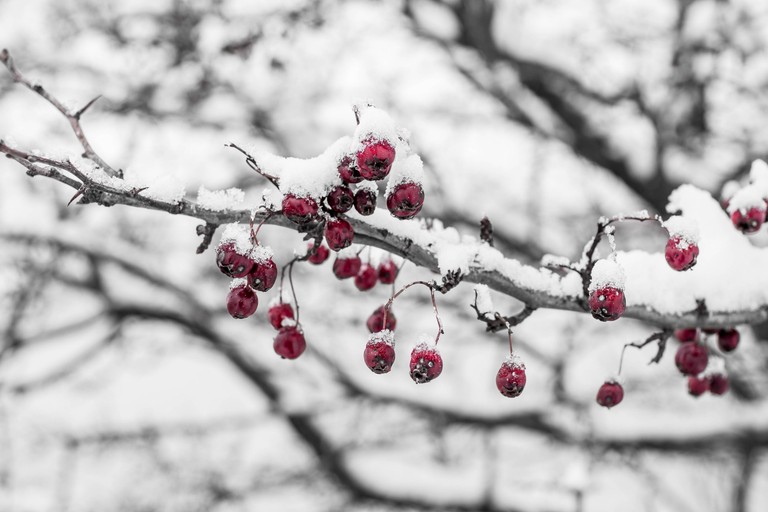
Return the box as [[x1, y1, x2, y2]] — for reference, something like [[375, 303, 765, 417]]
[[324, 218, 355, 251], [268, 302, 294, 330], [717, 328, 740, 353], [354, 188, 377, 216], [596, 380, 624, 408], [248, 258, 277, 292], [665, 236, 699, 271], [307, 242, 330, 265], [409, 343, 443, 384], [226, 284, 258, 319], [386, 182, 424, 219], [282, 194, 318, 225], [674, 342, 708, 376], [588, 286, 626, 322], [356, 139, 395, 180], [687, 376, 710, 397], [363, 333, 396, 374], [708, 373, 729, 395], [273, 326, 306, 359], [216, 242, 255, 278], [377, 259, 398, 284], [354, 264, 377, 291], [333, 256, 362, 279], [495, 358, 526, 398], [367, 306, 396, 333], [731, 207, 764, 233], [675, 328, 698, 342], [338, 156, 363, 184], [326, 185, 354, 214]]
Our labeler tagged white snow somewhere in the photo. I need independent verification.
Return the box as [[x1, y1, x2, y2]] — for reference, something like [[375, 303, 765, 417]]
[[588, 259, 626, 292], [196, 186, 245, 211], [351, 105, 399, 150], [662, 215, 700, 243], [385, 153, 425, 192], [473, 284, 494, 315], [726, 185, 766, 213], [221, 223, 275, 262], [368, 329, 394, 347]]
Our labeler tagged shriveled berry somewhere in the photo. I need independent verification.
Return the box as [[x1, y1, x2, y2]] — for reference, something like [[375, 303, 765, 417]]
[[354, 264, 377, 291], [377, 259, 398, 284], [675, 342, 708, 376], [282, 194, 318, 225], [596, 381, 624, 408], [731, 207, 764, 233], [226, 284, 258, 319], [708, 374, 729, 395], [386, 182, 424, 219], [273, 326, 306, 359], [687, 376, 710, 397], [495, 359, 526, 398], [354, 188, 377, 216], [409, 344, 443, 384], [333, 256, 362, 279], [338, 156, 363, 184], [367, 306, 396, 333], [356, 139, 395, 180], [216, 242, 255, 278], [326, 185, 354, 214], [249, 258, 277, 292], [324, 218, 355, 251], [665, 236, 699, 271], [588, 286, 626, 322], [364, 336, 396, 374], [307, 242, 330, 265], [268, 302, 294, 330], [675, 328, 698, 342], [717, 328, 740, 353]]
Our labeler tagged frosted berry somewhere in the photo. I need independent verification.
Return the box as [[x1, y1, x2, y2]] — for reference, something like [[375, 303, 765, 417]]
[[409, 344, 443, 384], [367, 306, 397, 333], [665, 236, 699, 271], [731, 207, 764, 233], [687, 376, 710, 397], [356, 139, 395, 180], [364, 335, 396, 374], [354, 188, 377, 216], [307, 242, 330, 265], [675, 328, 698, 343], [708, 374, 729, 395], [326, 185, 354, 214], [596, 380, 624, 408], [338, 156, 363, 184], [282, 194, 318, 225], [674, 342, 708, 376], [216, 242, 254, 278], [495, 359, 526, 398], [717, 328, 739, 353], [333, 256, 362, 279], [324, 218, 354, 251], [386, 182, 424, 219], [273, 326, 306, 359], [248, 258, 277, 292], [588, 286, 626, 322], [226, 284, 258, 319], [268, 302, 294, 330], [354, 264, 377, 291], [378, 259, 398, 284]]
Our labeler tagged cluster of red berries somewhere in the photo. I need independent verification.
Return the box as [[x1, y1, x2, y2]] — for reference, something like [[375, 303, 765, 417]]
[[217, 234, 277, 318], [674, 327, 737, 396]]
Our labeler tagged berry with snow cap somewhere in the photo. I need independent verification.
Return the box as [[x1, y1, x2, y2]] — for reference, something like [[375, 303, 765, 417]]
[[596, 380, 624, 408], [248, 258, 277, 292], [731, 207, 764, 233], [367, 306, 397, 333], [378, 259, 399, 284], [326, 185, 354, 214], [273, 326, 306, 359], [717, 328, 740, 353], [354, 264, 377, 291], [333, 255, 362, 279], [665, 236, 699, 271], [588, 260, 626, 322], [675, 342, 708, 376], [268, 302, 294, 330], [282, 194, 319, 225], [226, 283, 258, 319], [216, 241, 255, 278], [338, 156, 363, 184], [354, 188, 377, 216], [364, 330, 396, 374], [495, 356, 526, 398], [324, 218, 355, 251], [307, 242, 330, 265], [356, 138, 396, 180], [386, 182, 424, 219], [409, 342, 443, 384]]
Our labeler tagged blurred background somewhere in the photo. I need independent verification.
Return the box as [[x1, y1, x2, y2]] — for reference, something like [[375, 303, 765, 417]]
[[1, 0, 768, 510]]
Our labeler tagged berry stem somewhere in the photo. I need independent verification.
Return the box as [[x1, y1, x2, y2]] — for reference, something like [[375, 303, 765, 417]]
[[288, 260, 300, 324], [226, 143, 280, 188], [617, 329, 672, 375], [249, 209, 274, 244], [382, 280, 444, 344]]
